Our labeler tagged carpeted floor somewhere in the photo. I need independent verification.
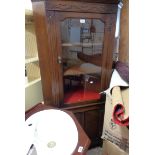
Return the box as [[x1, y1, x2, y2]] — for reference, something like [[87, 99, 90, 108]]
[[86, 147, 103, 155]]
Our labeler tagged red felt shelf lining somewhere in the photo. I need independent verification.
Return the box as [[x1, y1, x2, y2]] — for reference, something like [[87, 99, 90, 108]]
[[64, 88, 100, 104]]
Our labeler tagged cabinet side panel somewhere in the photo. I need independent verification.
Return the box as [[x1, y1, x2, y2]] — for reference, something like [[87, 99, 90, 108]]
[[101, 14, 117, 90], [119, 0, 129, 63], [32, 2, 54, 105]]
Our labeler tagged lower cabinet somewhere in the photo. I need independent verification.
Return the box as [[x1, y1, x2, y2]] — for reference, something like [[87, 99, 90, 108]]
[[84, 109, 104, 147], [68, 103, 105, 148]]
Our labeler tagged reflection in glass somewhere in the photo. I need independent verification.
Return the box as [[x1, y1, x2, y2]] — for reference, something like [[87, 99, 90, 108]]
[[61, 18, 104, 104]]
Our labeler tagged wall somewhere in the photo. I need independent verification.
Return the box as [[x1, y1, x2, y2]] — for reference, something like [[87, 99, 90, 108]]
[[119, 0, 129, 64], [25, 81, 43, 111]]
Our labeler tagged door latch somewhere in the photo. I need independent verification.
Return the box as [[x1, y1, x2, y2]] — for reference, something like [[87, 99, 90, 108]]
[[57, 56, 62, 64]]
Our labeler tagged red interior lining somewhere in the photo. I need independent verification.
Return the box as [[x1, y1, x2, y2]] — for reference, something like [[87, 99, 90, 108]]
[[64, 88, 101, 104]]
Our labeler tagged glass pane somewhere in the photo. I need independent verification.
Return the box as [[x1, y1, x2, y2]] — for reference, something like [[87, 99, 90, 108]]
[[61, 18, 104, 104]]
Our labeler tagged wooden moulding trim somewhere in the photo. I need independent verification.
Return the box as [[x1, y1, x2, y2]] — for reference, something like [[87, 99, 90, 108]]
[[32, 1, 55, 105], [62, 102, 105, 111], [31, 0, 119, 4], [45, 1, 117, 14]]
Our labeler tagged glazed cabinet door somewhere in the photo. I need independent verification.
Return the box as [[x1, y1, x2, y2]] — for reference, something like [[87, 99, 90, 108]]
[[47, 11, 116, 107]]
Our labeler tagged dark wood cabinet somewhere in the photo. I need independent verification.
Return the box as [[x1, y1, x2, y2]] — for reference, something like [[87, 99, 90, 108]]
[[83, 107, 104, 147], [31, 0, 118, 148], [63, 102, 104, 148]]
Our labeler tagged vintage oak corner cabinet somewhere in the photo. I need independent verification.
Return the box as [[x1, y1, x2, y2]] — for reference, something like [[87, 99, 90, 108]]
[[31, 0, 119, 148]]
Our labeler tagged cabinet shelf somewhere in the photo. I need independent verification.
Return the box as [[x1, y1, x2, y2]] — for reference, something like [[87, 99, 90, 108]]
[[25, 18, 41, 88], [25, 9, 34, 24], [64, 63, 101, 76], [25, 57, 39, 64], [25, 62, 41, 87], [25, 77, 41, 88], [25, 9, 33, 16], [62, 42, 102, 47]]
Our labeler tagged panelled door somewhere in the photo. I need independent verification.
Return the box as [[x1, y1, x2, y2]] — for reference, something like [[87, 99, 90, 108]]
[[47, 11, 116, 107]]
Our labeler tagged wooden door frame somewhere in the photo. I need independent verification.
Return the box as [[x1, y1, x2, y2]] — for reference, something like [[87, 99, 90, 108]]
[[47, 11, 116, 106]]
